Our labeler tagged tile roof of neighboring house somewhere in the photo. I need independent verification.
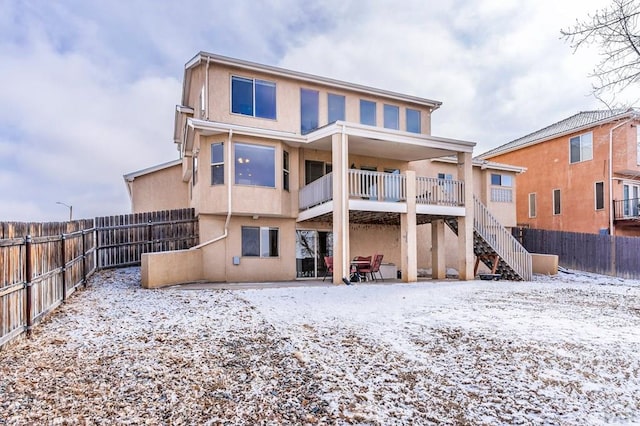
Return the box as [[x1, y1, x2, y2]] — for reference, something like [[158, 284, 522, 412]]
[[478, 108, 639, 159]]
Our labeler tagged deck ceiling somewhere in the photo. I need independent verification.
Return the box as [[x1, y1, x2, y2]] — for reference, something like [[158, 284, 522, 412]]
[[300, 211, 454, 226]]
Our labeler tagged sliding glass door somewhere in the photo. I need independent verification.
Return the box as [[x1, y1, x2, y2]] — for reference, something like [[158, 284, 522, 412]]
[[296, 230, 333, 278]]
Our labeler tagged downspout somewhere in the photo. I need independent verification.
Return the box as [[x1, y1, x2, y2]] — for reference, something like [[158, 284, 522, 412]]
[[205, 57, 210, 120], [192, 129, 233, 249], [609, 117, 634, 235]]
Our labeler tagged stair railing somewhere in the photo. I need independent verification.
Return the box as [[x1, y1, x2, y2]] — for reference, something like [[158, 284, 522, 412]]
[[473, 196, 532, 280]]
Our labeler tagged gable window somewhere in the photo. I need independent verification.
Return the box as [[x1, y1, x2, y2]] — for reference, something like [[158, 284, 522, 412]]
[[242, 226, 279, 257], [235, 143, 275, 187], [569, 132, 593, 164], [529, 193, 536, 218], [231, 76, 276, 119], [553, 189, 561, 215], [406, 108, 421, 133], [328, 93, 345, 123], [305, 160, 332, 184], [384, 104, 399, 130], [595, 181, 604, 210], [283, 150, 290, 191], [211, 143, 224, 185], [490, 173, 513, 202], [300, 88, 319, 134], [360, 100, 376, 126]]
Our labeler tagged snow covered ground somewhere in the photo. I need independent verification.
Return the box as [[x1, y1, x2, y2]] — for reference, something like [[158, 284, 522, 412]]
[[1, 267, 640, 424]]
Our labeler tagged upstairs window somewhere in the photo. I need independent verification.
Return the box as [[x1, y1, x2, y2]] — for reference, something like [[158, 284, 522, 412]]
[[328, 93, 345, 123], [491, 174, 513, 187], [234, 143, 275, 187], [242, 226, 279, 257], [384, 104, 399, 130], [231, 76, 276, 119], [569, 132, 593, 164], [360, 100, 376, 126], [490, 174, 513, 203], [211, 143, 224, 185], [300, 88, 319, 134], [406, 108, 421, 133]]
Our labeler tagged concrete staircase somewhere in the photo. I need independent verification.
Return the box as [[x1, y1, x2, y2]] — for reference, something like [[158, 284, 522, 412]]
[[445, 196, 532, 281]]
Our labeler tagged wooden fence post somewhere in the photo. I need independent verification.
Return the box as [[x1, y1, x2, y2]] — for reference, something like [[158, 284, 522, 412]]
[[25, 235, 32, 334], [146, 220, 152, 254], [60, 233, 66, 301], [82, 229, 87, 287]]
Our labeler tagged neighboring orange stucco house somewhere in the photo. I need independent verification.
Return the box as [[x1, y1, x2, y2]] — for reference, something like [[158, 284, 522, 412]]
[[479, 109, 640, 236], [125, 52, 531, 286]]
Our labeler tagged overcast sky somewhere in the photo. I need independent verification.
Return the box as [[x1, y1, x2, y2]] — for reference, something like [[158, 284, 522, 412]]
[[1, 0, 635, 222]]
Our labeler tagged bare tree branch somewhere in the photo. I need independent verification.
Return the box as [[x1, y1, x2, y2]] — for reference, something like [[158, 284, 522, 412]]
[[561, 0, 640, 105]]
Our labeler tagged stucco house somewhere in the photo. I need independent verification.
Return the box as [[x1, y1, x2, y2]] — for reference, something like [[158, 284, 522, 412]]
[[126, 52, 531, 287], [479, 109, 640, 237]]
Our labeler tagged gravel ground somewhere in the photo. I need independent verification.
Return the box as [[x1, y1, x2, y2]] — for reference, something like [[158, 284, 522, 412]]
[[1, 267, 639, 425]]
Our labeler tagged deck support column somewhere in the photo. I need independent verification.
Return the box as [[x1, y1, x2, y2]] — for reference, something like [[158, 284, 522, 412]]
[[457, 152, 474, 280], [401, 170, 417, 282], [332, 131, 350, 284], [431, 219, 446, 279]]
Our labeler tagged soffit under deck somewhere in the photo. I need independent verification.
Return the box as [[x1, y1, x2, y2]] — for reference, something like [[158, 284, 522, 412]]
[[300, 211, 452, 226]]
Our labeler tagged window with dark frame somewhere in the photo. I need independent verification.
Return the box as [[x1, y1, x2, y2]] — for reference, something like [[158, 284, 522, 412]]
[[553, 189, 561, 215], [242, 226, 279, 257], [569, 132, 593, 164], [231, 76, 276, 119], [211, 143, 224, 185], [595, 181, 604, 210]]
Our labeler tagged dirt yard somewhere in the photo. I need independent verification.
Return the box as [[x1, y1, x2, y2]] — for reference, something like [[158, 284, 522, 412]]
[[1, 267, 639, 424]]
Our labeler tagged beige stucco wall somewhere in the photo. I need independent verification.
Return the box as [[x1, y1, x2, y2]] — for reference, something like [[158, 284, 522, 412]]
[[128, 164, 189, 213], [197, 215, 298, 282], [141, 249, 203, 288], [186, 63, 433, 137]]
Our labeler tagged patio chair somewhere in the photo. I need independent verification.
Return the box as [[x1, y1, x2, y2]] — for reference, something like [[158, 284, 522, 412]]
[[322, 256, 333, 282], [369, 253, 384, 281], [353, 255, 373, 281]]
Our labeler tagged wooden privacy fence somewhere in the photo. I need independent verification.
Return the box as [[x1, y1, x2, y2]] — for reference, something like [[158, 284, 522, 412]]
[[514, 228, 640, 279], [0, 208, 198, 349], [96, 209, 198, 268]]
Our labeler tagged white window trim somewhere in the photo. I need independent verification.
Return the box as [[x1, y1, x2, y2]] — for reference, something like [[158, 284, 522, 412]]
[[528, 193, 537, 218], [569, 132, 593, 164], [553, 188, 561, 215], [594, 181, 605, 211]]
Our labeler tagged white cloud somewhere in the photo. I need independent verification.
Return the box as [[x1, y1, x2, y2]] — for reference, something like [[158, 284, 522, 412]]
[[0, 0, 634, 221]]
